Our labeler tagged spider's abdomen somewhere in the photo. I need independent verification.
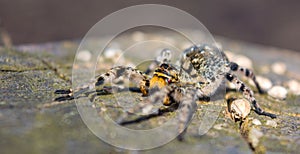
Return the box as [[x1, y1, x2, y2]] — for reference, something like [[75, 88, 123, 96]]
[[149, 74, 168, 89], [149, 63, 179, 90]]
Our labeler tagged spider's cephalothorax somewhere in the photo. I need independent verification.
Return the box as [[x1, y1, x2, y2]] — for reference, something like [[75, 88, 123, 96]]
[[179, 44, 228, 96], [55, 44, 277, 140]]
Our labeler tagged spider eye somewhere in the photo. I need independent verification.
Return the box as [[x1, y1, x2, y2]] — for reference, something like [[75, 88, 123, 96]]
[[161, 63, 169, 69]]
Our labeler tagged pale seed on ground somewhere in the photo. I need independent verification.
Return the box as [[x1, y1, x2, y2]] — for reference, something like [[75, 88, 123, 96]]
[[271, 62, 287, 75], [286, 79, 300, 95], [77, 50, 92, 62], [266, 120, 277, 128], [248, 128, 263, 148], [252, 119, 262, 125], [249, 76, 273, 91], [234, 55, 253, 69], [132, 31, 145, 42], [267, 85, 288, 100]]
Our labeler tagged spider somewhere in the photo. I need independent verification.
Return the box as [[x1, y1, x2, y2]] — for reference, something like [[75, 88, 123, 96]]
[[55, 44, 276, 140]]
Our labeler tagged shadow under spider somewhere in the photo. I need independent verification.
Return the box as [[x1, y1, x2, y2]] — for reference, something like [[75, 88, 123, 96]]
[[54, 87, 182, 126], [54, 87, 210, 129], [119, 103, 179, 125]]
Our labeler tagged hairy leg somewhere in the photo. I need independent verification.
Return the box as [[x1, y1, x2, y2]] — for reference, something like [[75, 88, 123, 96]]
[[117, 84, 203, 141], [229, 62, 264, 93], [116, 85, 176, 124], [54, 66, 150, 101], [225, 73, 276, 118], [176, 87, 200, 141], [95, 66, 150, 95]]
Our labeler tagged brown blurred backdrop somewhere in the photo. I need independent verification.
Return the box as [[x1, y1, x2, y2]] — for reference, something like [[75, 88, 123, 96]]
[[0, 0, 299, 51]]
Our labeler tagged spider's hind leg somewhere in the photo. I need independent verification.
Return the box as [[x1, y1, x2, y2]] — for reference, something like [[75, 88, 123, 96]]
[[228, 62, 264, 94], [225, 73, 276, 118]]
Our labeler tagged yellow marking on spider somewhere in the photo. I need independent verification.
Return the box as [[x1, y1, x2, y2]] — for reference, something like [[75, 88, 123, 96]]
[[150, 73, 169, 89]]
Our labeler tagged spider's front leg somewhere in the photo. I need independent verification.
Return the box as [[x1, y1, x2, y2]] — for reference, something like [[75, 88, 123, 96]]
[[228, 62, 264, 93], [117, 84, 203, 141], [225, 73, 276, 118], [54, 66, 150, 101], [116, 84, 178, 125], [176, 87, 201, 141], [95, 66, 150, 96]]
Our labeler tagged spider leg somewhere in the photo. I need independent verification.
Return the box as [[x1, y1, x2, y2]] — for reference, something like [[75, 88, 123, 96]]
[[116, 85, 177, 124], [117, 84, 203, 141], [54, 66, 150, 101], [225, 73, 276, 118], [176, 87, 199, 141], [228, 62, 264, 94], [145, 49, 172, 74], [117, 84, 200, 138], [94, 66, 151, 96]]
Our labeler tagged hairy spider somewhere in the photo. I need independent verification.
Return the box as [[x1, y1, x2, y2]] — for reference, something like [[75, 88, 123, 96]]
[[55, 44, 276, 140]]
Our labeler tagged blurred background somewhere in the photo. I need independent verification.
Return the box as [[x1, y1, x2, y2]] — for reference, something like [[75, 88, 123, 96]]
[[0, 0, 299, 51]]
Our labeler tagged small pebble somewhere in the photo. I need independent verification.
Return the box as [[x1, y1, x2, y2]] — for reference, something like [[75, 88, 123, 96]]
[[260, 65, 270, 74], [234, 55, 253, 69], [132, 31, 145, 42], [271, 62, 287, 75], [224, 51, 253, 69], [267, 85, 288, 100], [249, 76, 273, 91], [286, 79, 300, 95], [266, 120, 277, 128], [213, 124, 224, 130], [229, 98, 251, 120], [77, 50, 92, 62], [248, 128, 263, 148], [252, 119, 262, 125], [103, 48, 125, 64], [101, 107, 107, 112], [103, 48, 122, 59]]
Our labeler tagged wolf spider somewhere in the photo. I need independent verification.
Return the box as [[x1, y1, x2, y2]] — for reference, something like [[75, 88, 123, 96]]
[[55, 44, 276, 140]]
